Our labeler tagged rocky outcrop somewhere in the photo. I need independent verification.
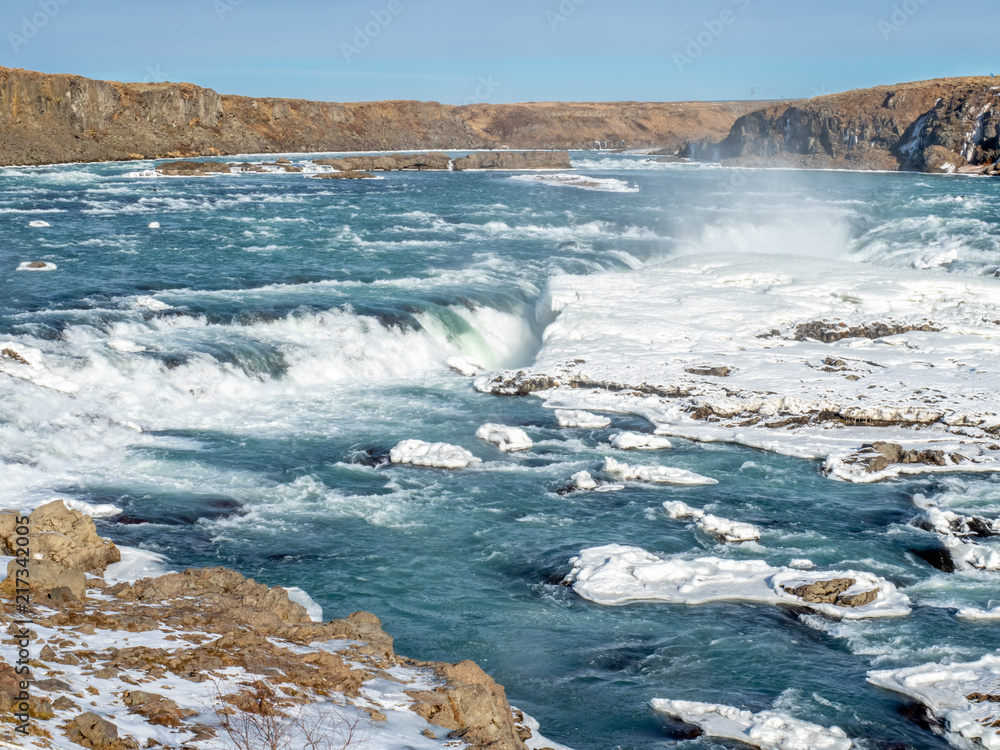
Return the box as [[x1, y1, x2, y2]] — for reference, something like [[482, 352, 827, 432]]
[[314, 152, 453, 171], [0, 509, 548, 750], [701, 76, 1000, 173], [0, 66, 765, 166], [451, 151, 571, 170], [0, 500, 120, 574], [781, 578, 878, 608]]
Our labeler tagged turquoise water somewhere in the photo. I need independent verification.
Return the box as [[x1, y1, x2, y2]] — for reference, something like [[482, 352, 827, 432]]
[[3, 154, 1000, 749]]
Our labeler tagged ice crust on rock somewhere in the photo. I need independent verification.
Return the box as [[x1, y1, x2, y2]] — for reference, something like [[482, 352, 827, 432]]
[[28, 219, 51, 228], [664, 500, 760, 543], [555, 409, 611, 429], [603, 456, 718, 486], [608, 432, 673, 450], [912, 493, 1000, 572], [17, 261, 57, 271], [476, 423, 533, 452], [477, 253, 1000, 483], [868, 654, 1000, 749], [567, 544, 911, 618], [0, 341, 78, 393], [651, 699, 853, 750], [564, 470, 624, 494], [447, 354, 486, 377], [389, 439, 481, 469]]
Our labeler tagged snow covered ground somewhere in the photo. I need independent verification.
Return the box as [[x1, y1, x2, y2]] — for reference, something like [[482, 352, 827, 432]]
[[476, 253, 1000, 482]]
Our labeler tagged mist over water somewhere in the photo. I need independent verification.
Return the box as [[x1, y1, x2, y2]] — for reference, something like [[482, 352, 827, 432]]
[[3, 154, 999, 749]]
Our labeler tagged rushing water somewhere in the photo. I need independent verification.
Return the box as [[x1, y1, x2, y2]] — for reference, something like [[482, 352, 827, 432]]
[[3, 154, 1000, 749]]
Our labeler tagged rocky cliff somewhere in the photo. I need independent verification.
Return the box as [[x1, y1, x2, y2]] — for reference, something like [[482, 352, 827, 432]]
[[0, 66, 763, 166], [705, 76, 1000, 173], [0, 501, 554, 750]]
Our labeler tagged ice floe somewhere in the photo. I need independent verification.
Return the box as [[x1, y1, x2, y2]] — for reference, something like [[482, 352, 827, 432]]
[[389, 439, 481, 469], [603, 456, 717, 486], [868, 654, 1000, 749], [562, 470, 624, 494], [476, 423, 533, 452], [148, 221, 161, 229], [28, 219, 51, 227], [476, 253, 1000, 482], [608, 431, 673, 450], [555, 409, 611, 429], [567, 544, 911, 618], [508, 173, 639, 193], [17, 261, 57, 271], [651, 699, 853, 750], [663, 500, 760, 543]]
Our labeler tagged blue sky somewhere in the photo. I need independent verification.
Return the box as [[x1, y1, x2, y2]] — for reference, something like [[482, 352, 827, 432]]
[[3, 0, 996, 103]]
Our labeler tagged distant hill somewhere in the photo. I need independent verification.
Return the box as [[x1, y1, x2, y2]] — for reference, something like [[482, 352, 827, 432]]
[[0, 66, 767, 166], [697, 77, 1000, 173]]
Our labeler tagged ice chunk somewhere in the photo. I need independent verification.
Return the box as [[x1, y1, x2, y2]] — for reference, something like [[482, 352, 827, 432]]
[[17, 261, 57, 271], [555, 409, 611, 429], [603, 457, 717, 486], [105, 546, 174, 582], [61, 498, 122, 518], [608, 432, 673, 450], [651, 699, 853, 750], [447, 355, 487, 377], [28, 220, 51, 228], [148, 221, 161, 229], [567, 544, 911, 618], [476, 424, 533, 452], [389, 439, 481, 469], [868, 655, 1000, 750], [663, 500, 760, 543], [570, 470, 599, 491], [285, 586, 324, 623]]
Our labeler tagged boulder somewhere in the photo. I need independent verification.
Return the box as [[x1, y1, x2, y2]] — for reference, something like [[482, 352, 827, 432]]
[[2, 558, 87, 600], [314, 171, 376, 179], [0, 500, 121, 574], [156, 160, 231, 176], [782, 577, 878, 608], [408, 660, 528, 750], [451, 151, 571, 171], [64, 711, 136, 749]]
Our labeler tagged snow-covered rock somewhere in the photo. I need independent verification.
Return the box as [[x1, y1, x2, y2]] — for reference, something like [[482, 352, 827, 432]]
[[663, 500, 760, 543], [389, 439, 481, 469], [476, 423, 533, 452], [608, 432, 673, 450], [603, 457, 717, 486], [555, 409, 611, 429]]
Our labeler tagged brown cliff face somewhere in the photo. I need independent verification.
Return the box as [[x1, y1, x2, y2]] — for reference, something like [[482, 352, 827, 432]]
[[0, 66, 765, 166], [713, 77, 1000, 172]]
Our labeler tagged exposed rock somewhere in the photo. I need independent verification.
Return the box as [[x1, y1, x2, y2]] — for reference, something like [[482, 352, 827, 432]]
[[2, 558, 87, 600], [314, 171, 377, 179], [451, 151, 571, 171], [314, 152, 453, 171], [65, 711, 136, 749], [782, 578, 878, 608], [0, 500, 121, 574], [860, 442, 952, 473], [156, 160, 231, 176], [791, 320, 940, 343], [684, 365, 732, 377]]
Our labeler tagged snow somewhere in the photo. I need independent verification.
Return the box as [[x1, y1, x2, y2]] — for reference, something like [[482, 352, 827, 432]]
[[608, 431, 673, 450], [603, 457, 717, 486], [478, 253, 1000, 483], [62, 497, 122, 518], [16, 261, 57, 271], [567, 544, 911, 618], [105, 546, 175, 582], [555, 409, 611, 429], [389, 439, 481, 469], [285, 586, 324, 622], [476, 423, 533, 452], [447, 354, 486, 376], [651, 699, 853, 750], [663, 500, 761, 543], [868, 654, 1000, 749], [508, 173, 639, 193]]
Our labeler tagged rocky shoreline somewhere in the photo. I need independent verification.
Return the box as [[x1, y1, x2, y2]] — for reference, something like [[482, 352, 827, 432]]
[[0, 501, 561, 750]]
